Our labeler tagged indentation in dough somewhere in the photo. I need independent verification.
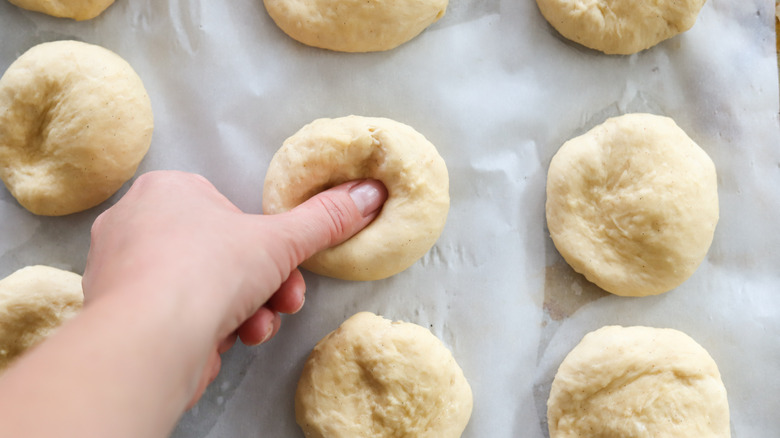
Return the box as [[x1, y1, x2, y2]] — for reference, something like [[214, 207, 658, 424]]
[[263, 116, 449, 281], [0, 40, 154, 216]]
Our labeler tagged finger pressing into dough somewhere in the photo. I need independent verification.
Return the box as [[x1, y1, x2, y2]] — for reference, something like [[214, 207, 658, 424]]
[[270, 179, 388, 265], [263, 116, 449, 281]]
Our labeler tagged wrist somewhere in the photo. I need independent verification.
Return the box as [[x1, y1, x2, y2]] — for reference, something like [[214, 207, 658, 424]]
[[0, 286, 210, 438]]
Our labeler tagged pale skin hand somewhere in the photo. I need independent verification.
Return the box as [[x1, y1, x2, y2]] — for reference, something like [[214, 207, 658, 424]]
[[0, 170, 387, 438]]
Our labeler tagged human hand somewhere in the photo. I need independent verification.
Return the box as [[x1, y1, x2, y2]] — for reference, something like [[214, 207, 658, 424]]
[[82, 170, 387, 409]]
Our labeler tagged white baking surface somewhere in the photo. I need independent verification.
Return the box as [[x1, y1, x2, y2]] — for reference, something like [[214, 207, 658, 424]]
[[1, 0, 778, 436]]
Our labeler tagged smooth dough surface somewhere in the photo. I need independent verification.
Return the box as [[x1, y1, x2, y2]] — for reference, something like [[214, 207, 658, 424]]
[[547, 325, 730, 438], [263, 115, 449, 281], [8, 0, 114, 20], [0, 265, 83, 371], [545, 113, 718, 297], [0, 40, 154, 216], [295, 312, 472, 438], [535, 0, 707, 54], [263, 0, 448, 52]]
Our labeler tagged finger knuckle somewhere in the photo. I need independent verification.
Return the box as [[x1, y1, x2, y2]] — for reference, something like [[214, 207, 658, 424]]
[[312, 195, 354, 244]]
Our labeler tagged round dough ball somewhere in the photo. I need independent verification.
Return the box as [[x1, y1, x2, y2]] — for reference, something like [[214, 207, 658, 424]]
[[0, 40, 154, 216], [295, 312, 473, 438], [545, 113, 718, 297], [535, 0, 707, 55], [547, 325, 730, 438], [263, 0, 448, 52], [8, 0, 115, 21], [263, 115, 449, 281], [0, 265, 83, 371]]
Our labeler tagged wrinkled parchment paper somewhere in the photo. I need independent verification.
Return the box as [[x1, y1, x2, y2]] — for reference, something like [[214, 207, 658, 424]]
[[1, 1, 778, 436]]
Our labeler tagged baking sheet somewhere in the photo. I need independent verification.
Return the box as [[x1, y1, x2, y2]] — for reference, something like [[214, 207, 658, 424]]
[[1, 0, 778, 436]]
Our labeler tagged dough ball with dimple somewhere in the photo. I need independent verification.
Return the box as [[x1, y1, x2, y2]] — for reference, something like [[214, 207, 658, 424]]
[[535, 0, 707, 55], [8, 0, 115, 21], [263, 0, 448, 52], [545, 113, 718, 297], [0, 40, 154, 216], [295, 312, 473, 438], [547, 325, 730, 438], [263, 116, 449, 281], [0, 265, 83, 372]]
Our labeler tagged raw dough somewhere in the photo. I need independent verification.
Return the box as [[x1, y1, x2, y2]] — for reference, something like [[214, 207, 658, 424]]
[[263, 115, 449, 281], [8, 0, 115, 20], [535, 0, 707, 55], [263, 0, 448, 52], [547, 325, 730, 438], [545, 113, 718, 297], [295, 312, 472, 438], [0, 265, 83, 371], [0, 40, 154, 216]]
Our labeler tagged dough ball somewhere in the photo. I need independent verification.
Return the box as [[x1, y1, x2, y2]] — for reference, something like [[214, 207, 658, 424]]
[[8, 0, 115, 21], [263, 0, 448, 52], [263, 115, 449, 281], [0, 40, 154, 216], [295, 312, 472, 438], [535, 0, 707, 55], [545, 113, 718, 297], [0, 265, 83, 371], [547, 325, 730, 438]]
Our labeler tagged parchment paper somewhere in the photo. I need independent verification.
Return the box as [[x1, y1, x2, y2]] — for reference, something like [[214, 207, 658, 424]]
[[1, 1, 778, 436]]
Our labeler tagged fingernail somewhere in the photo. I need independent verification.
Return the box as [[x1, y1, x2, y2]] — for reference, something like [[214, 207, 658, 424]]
[[292, 294, 305, 314], [260, 321, 274, 344], [349, 180, 387, 217]]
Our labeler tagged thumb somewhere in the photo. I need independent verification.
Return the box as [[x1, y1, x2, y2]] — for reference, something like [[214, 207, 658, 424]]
[[268, 179, 388, 268]]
